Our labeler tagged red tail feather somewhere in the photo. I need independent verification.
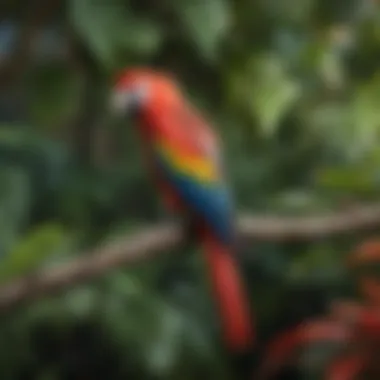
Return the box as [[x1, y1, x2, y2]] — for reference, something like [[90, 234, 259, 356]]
[[201, 231, 254, 352]]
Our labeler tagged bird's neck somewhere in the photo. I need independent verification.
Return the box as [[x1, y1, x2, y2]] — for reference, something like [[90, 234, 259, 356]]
[[138, 101, 179, 139]]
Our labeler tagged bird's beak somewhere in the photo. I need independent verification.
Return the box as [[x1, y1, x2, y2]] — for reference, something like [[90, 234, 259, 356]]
[[109, 90, 135, 116]]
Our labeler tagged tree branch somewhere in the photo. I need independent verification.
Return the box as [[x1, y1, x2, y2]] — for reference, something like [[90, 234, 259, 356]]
[[1, 205, 380, 312]]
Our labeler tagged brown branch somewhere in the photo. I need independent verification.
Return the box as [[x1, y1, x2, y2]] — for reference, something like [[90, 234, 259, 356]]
[[1, 205, 380, 313]]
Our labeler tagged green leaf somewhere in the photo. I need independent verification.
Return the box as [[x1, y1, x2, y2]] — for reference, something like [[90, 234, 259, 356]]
[[348, 73, 380, 155], [69, 0, 163, 67], [286, 245, 344, 282], [250, 55, 301, 136], [0, 126, 32, 148], [119, 17, 163, 58], [172, 0, 231, 61], [306, 73, 380, 159], [64, 286, 97, 318], [144, 305, 183, 376], [264, 0, 315, 25], [227, 54, 301, 136], [318, 44, 345, 89], [69, 0, 124, 67], [314, 166, 376, 194], [0, 223, 68, 283], [303, 103, 348, 140]]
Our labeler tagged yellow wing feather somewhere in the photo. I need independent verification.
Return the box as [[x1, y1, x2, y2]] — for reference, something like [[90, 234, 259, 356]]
[[156, 139, 218, 183]]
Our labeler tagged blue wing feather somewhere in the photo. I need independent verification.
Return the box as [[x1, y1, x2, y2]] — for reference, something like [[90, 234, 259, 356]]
[[154, 148, 234, 245]]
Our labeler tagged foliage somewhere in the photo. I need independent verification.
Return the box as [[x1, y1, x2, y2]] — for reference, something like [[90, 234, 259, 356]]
[[0, 0, 380, 379], [256, 240, 380, 379]]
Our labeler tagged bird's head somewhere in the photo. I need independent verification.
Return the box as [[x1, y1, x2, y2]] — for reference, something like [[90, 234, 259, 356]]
[[110, 67, 182, 116]]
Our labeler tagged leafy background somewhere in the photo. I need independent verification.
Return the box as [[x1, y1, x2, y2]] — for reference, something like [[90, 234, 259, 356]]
[[0, 0, 380, 379]]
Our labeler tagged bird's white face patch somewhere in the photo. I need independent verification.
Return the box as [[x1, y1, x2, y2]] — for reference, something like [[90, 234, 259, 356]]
[[111, 80, 150, 114]]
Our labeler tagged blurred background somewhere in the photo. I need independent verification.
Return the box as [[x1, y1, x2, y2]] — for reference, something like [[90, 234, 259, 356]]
[[0, 0, 380, 379]]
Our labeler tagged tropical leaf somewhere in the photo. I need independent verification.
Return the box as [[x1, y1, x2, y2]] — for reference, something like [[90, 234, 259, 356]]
[[348, 73, 380, 155], [0, 223, 68, 283], [227, 54, 301, 136], [171, 0, 231, 61], [69, 0, 125, 67], [69, 0, 163, 67]]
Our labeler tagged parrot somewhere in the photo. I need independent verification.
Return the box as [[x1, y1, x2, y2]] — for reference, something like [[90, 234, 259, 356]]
[[110, 67, 254, 354]]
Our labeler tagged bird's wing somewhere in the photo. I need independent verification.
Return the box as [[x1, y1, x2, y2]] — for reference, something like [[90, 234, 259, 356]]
[[151, 107, 234, 244]]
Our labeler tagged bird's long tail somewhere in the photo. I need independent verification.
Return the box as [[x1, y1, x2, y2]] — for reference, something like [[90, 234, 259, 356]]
[[201, 230, 254, 352]]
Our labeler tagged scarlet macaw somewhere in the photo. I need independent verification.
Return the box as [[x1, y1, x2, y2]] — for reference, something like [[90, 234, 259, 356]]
[[110, 68, 254, 353]]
